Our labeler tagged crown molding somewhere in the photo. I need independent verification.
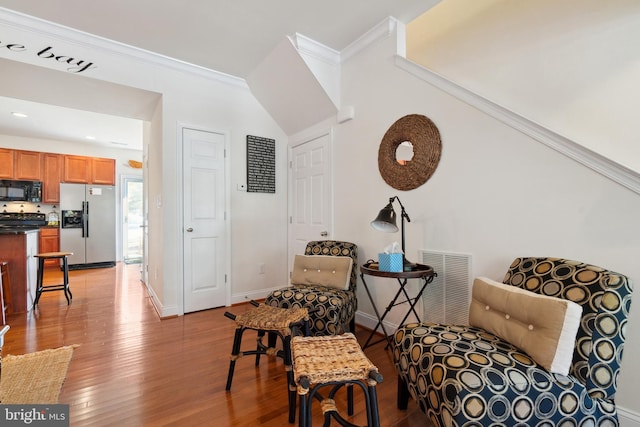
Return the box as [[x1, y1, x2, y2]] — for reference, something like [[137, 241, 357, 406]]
[[292, 33, 340, 66], [341, 17, 399, 63], [396, 56, 640, 196], [0, 7, 248, 89]]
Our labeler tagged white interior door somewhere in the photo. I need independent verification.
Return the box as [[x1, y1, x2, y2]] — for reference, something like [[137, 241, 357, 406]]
[[183, 127, 228, 313], [289, 131, 332, 262]]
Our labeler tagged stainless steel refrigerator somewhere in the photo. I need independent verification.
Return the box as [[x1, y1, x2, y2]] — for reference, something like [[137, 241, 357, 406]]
[[60, 183, 116, 269]]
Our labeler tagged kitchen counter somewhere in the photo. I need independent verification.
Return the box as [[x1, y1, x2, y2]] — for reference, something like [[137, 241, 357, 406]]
[[0, 230, 39, 312], [0, 226, 41, 235]]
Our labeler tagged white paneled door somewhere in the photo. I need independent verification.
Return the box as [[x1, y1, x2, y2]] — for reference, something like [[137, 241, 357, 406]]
[[183, 128, 228, 313], [289, 132, 332, 262]]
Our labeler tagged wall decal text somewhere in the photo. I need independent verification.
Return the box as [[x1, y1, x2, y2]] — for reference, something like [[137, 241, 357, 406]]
[[1, 38, 97, 73]]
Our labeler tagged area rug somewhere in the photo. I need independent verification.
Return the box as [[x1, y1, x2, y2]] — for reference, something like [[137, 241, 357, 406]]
[[0, 345, 77, 404]]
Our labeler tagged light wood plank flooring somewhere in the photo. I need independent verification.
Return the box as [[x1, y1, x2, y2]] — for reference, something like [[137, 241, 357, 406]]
[[3, 263, 426, 426]]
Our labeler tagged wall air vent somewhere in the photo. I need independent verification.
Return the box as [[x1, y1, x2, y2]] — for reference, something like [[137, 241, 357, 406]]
[[419, 250, 472, 326]]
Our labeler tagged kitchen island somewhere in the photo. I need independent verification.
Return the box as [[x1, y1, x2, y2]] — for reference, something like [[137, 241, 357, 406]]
[[0, 227, 39, 313]]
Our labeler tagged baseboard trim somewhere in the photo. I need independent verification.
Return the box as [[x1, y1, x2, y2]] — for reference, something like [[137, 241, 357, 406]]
[[143, 280, 178, 318], [355, 310, 400, 334], [619, 407, 640, 427], [230, 288, 278, 305]]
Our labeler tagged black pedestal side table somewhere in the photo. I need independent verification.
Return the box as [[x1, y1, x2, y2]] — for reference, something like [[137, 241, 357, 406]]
[[360, 262, 435, 350]]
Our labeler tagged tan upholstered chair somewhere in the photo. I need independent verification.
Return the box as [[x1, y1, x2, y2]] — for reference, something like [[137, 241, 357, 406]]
[[265, 240, 358, 336]]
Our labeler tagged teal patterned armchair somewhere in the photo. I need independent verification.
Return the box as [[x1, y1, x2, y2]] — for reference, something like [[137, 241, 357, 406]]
[[265, 240, 358, 336], [393, 257, 633, 426]]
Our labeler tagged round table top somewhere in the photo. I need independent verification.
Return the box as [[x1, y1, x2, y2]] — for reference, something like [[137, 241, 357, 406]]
[[34, 252, 74, 259], [360, 262, 434, 279]]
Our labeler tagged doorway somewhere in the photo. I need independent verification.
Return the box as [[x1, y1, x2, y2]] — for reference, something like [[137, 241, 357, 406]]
[[288, 129, 333, 265], [181, 127, 229, 312], [122, 177, 143, 264]]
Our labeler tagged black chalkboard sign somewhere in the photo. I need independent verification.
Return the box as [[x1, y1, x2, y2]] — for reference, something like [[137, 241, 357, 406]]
[[247, 135, 276, 193]]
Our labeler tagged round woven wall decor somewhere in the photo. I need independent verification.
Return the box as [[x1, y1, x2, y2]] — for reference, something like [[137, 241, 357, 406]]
[[378, 114, 442, 191]]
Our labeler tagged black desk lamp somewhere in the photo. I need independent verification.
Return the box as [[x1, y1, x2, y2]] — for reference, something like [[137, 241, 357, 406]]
[[371, 196, 417, 271]]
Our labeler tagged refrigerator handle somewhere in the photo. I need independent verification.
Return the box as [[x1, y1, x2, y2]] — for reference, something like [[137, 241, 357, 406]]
[[80, 202, 85, 238], [85, 201, 89, 238]]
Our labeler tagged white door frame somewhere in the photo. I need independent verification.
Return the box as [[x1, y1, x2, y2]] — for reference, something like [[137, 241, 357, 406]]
[[288, 126, 334, 269], [177, 123, 231, 315], [120, 175, 143, 263]]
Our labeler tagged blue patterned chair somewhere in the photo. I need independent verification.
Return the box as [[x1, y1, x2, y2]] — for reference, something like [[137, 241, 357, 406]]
[[393, 257, 633, 426], [265, 240, 358, 336]]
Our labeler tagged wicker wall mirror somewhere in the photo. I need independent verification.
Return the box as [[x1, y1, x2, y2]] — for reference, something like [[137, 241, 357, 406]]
[[378, 114, 442, 191]]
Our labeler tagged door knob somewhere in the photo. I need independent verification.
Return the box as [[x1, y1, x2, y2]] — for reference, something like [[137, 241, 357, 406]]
[[320, 231, 328, 237], [186, 227, 193, 232]]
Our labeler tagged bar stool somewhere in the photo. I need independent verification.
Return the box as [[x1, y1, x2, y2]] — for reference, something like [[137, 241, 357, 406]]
[[292, 333, 383, 427], [1, 324, 9, 385], [33, 252, 73, 307], [224, 301, 312, 423], [1, 261, 13, 325]]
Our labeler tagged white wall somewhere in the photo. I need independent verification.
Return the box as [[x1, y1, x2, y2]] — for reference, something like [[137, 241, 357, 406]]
[[406, 0, 640, 172], [0, 10, 289, 317], [333, 23, 640, 422]]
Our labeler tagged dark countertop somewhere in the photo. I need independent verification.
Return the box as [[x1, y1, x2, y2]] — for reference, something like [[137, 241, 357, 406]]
[[0, 225, 41, 235]]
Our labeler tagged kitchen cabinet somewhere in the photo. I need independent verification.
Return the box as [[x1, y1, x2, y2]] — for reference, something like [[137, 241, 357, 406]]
[[63, 155, 91, 183], [43, 153, 63, 204], [0, 149, 15, 178], [39, 227, 60, 267], [2, 149, 116, 187], [14, 150, 42, 180], [91, 157, 116, 185], [63, 155, 116, 185]]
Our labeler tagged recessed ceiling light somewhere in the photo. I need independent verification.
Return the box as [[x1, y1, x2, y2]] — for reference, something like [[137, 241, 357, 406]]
[[11, 112, 28, 118], [85, 135, 96, 140]]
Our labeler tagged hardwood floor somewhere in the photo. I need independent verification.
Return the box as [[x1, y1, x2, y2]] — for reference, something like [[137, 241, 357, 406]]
[[2, 263, 427, 426]]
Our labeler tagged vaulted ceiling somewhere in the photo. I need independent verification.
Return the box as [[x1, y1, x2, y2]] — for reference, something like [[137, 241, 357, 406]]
[[0, 1, 440, 78], [0, 1, 440, 149]]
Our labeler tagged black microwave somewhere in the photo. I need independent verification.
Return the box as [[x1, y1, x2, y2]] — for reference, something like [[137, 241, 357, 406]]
[[0, 180, 42, 203]]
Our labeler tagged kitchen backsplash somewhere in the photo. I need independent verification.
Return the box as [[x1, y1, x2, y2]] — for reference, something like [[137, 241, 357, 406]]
[[1, 201, 57, 214]]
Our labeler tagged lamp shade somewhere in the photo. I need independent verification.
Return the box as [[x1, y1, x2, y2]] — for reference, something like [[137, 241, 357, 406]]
[[370, 203, 399, 233]]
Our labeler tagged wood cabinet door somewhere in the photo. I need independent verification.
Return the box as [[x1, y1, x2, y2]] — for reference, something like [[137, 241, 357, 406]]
[[43, 153, 63, 204], [0, 149, 15, 178], [91, 157, 116, 185], [63, 155, 90, 183], [39, 228, 60, 266], [15, 150, 42, 180]]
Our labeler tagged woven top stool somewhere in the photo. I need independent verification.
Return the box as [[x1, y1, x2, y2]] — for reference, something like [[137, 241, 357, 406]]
[[292, 333, 383, 427], [224, 301, 312, 424]]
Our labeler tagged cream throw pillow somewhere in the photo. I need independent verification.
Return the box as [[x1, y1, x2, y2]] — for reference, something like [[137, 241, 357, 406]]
[[469, 277, 582, 375], [290, 255, 353, 290]]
